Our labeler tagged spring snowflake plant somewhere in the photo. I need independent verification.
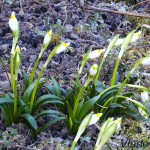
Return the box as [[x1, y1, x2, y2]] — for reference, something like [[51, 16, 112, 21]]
[[0, 12, 70, 138], [45, 29, 150, 135]]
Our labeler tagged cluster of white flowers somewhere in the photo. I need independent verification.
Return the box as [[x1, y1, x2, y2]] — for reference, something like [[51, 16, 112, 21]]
[[115, 30, 142, 46]]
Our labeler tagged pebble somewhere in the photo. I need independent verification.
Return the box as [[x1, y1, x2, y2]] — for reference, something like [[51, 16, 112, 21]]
[[29, 55, 37, 63]]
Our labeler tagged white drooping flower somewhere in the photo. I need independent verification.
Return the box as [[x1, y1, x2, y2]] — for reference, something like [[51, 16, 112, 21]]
[[88, 49, 105, 59], [115, 38, 124, 46], [116, 118, 121, 131], [130, 30, 141, 43], [88, 113, 102, 125], [43, 30, 52, 45], [90, 64, 98, 76], [141, 91, 149, 103], [9, 12, 19, 32], [55, 42, 70, 54], [142, 57, 150, 66]]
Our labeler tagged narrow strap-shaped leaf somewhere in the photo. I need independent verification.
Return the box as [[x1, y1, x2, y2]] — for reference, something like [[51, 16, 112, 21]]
[[37, 117, 65, 134], [23, 72, 30, 90], [15, 104, 29, 118], [0, 105, 11, 125], [79, 95, 100, 121], [20, 114, 38, 130], [66, 101, 73, 119], [0, 98, 14, 104], [51, 77, 62, 97], [75, 100, 84, 120], [44, 83, 57, 95], [33, 94, 63, 112], [35, 110, 60, 120]]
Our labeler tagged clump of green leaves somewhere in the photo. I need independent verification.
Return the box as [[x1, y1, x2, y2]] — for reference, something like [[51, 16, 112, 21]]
[[0, 12, 70, 138], [45, 29, 150, 136]]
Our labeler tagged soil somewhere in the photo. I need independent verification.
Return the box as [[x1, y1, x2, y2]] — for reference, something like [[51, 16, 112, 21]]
[[0, 0, 150, 150]]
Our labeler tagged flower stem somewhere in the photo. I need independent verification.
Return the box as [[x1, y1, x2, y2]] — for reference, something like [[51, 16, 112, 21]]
[[14, 79, 17, 115], [73, 78, 92, 117], [70, 141, 76, 150], [30, 51, 55, 113], [10, 34, 18, 90], [29, 57, 40, 84], [94, 35, 119, 86]]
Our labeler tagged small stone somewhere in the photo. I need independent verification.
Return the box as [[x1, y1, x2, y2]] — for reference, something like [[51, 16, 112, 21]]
[[70, 33, 79, 40], [29, 55, 37, 63], [65, 24, 73, 33]]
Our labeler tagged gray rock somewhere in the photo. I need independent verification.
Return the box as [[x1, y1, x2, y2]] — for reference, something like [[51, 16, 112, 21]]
[[65, 24, 73, 33], [29, 55, 37, 63]]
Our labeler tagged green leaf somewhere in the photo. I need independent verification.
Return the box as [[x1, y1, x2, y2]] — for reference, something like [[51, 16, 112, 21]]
[[23, 72, 30, 90], [44, 83, 57, 95], [97, 86, 119, 105], [76, 100, 84, 119], [79, 95, 100, 121], [23, 78, 46, 103], [35, 110, 60, 120], [33, 94, 63, 112], [0, 98, 14, 104], [95, 81, 105, 93], [15, 104, 29, 119], [66, 101, 73, 119], [51, 77, 62, 97], [0, 105, 12, 125], [38, 117, 65, 134], [20, 114, 37, 130]]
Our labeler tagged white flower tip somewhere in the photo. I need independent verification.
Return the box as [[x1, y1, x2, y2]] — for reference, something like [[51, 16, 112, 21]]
[[16, 45, 20, 52], [136, 30, 142, 37], [10, 12, 16, 19], [56, 42, 70, 54], [115, 38, 124, 46], [90, 64, 98, 76], [116, 118, 121, 123], [9, 12, 19, 32], [142, 57, 150, 66], [89, 49, 105, 59], [141, 91, 149, 103], [88, 113, 102, 126], [43, 30, 53, 45]]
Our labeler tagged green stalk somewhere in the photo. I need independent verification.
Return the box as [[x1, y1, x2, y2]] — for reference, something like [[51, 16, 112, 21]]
[[70, 141, 76, 150], [94, 35, 119, 86], [115, 61, 141, 100], [14, 79, 17, 115], [29, 57, 40, 84], [111, 31, 135, 86], [30, 51, 55, 113], [73, 78, 92, 117], [110, 58, 121, 86], [29, 45, 49, 84], [10, 33, 19, 90], [75, 48, 92, 84]]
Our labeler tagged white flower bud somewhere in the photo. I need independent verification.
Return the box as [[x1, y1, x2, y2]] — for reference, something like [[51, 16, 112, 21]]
[[9, 12, 19, 32], [116, 118, 121, 131], [56, 42, 70, 54], [130, 31, 141, 43], [115, 38, 124, 46], [88, 49, 105, 59], [142, 57, 150, 66], [141, 91, 149, 103], [88, 113, 102, 125], [90, 64, 98, 76], [43, 30, 52, 45]]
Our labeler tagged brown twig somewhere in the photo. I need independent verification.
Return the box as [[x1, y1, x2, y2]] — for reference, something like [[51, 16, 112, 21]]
[[130, 0, 149, 10], [86, 5, 150, 19]]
